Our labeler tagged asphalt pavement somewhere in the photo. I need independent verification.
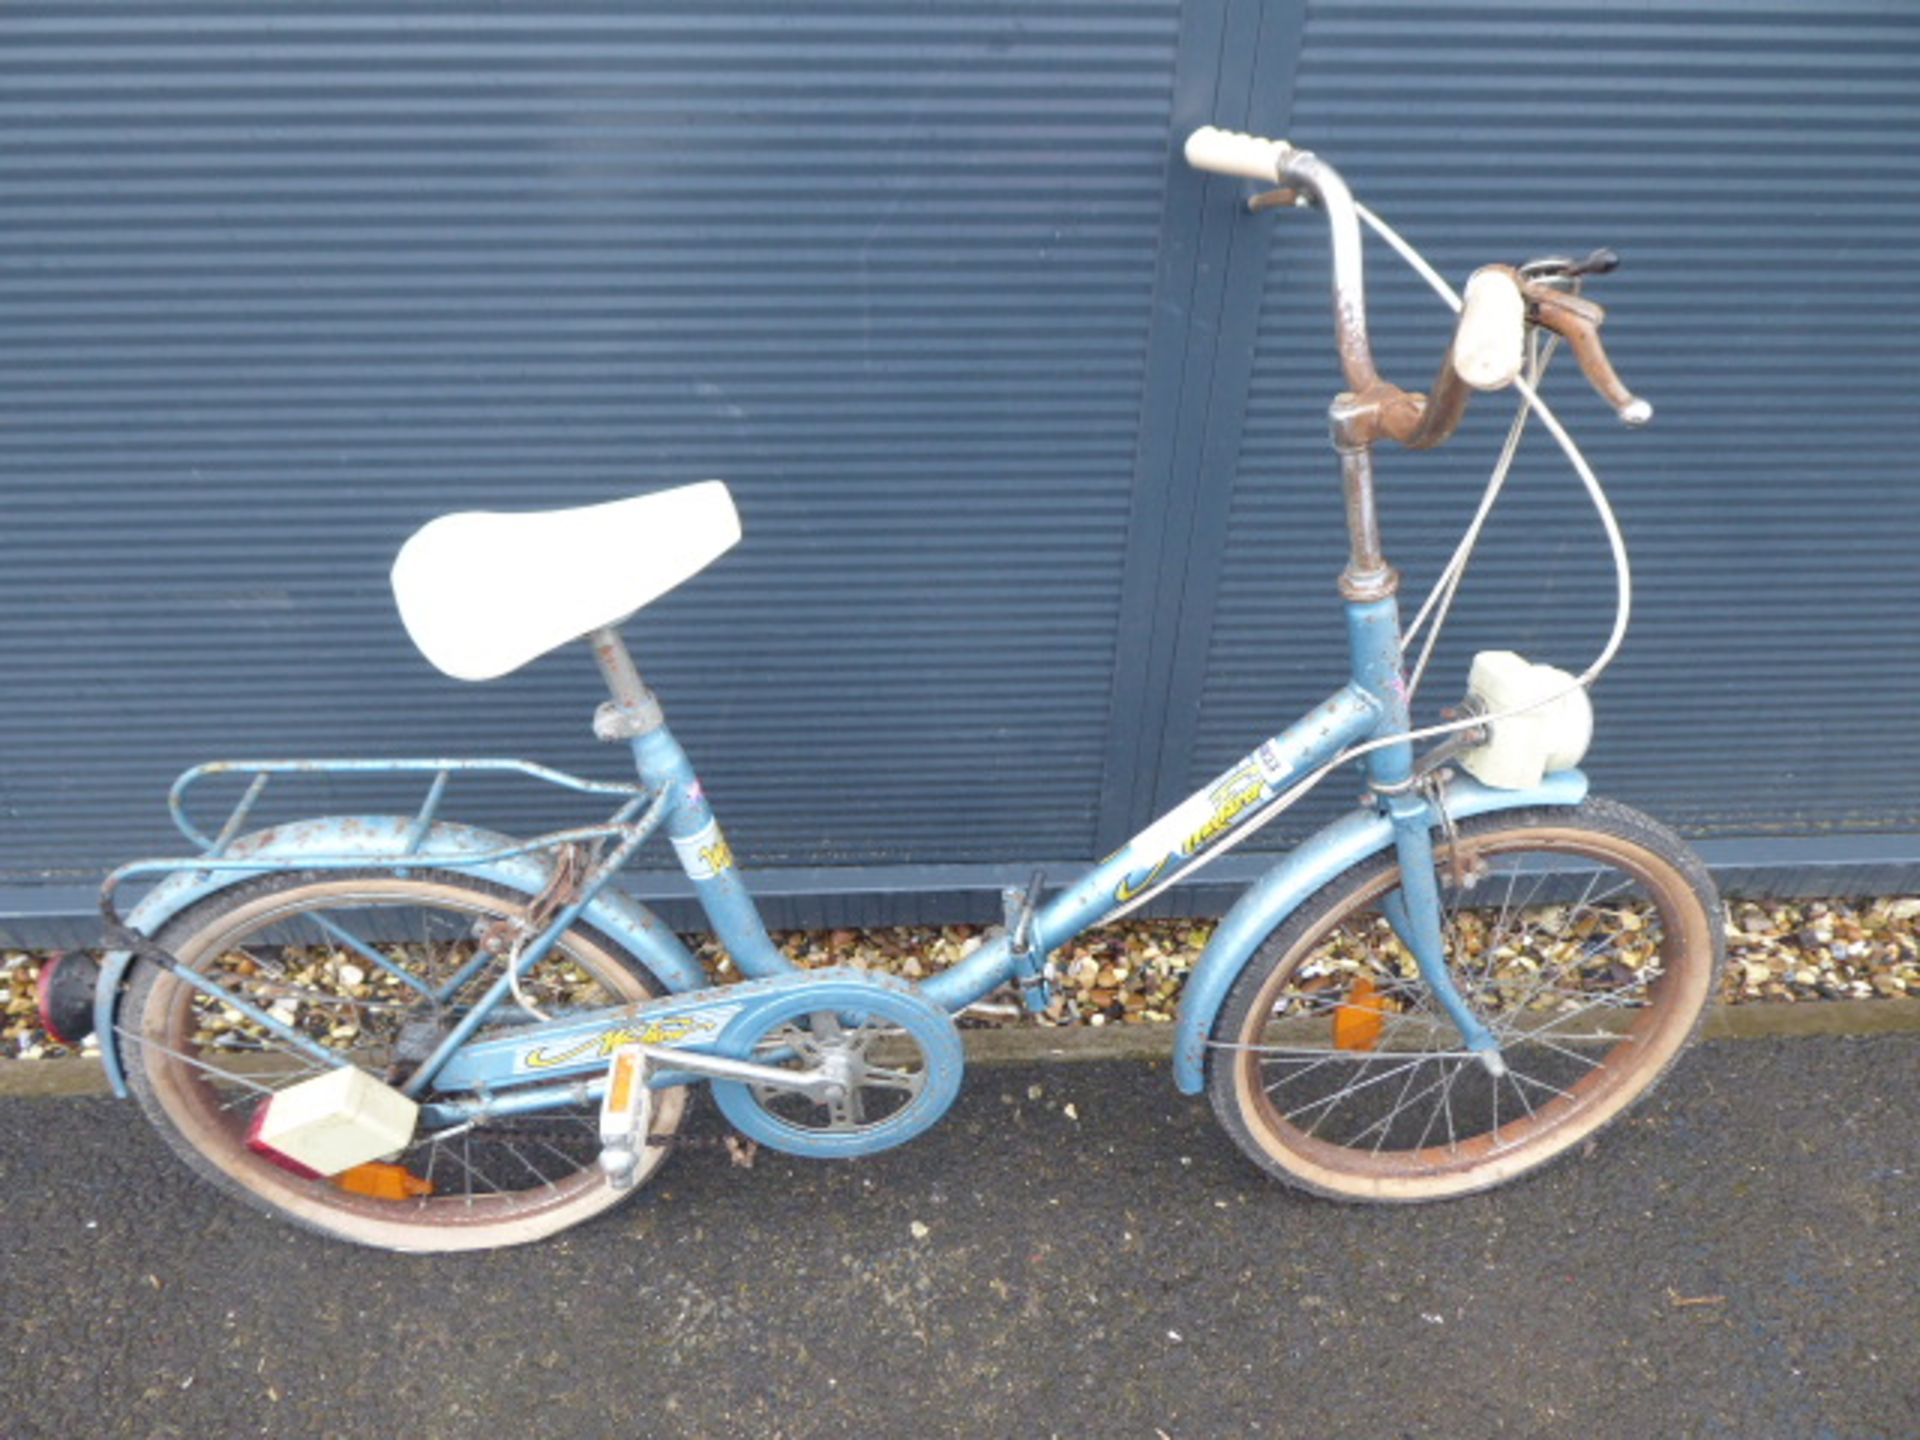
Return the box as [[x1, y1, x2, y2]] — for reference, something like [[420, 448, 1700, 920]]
[[1, 1034, 1915, 1439]]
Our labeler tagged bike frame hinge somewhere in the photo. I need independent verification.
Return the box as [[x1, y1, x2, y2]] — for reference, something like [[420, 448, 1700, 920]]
[[593, 691, 664, 742]]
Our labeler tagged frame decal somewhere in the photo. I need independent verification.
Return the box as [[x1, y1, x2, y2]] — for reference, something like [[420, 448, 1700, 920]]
[[1114, 749, 1293, 903], [672, 817, 735, 880], [519, 1005, 740, 1073]]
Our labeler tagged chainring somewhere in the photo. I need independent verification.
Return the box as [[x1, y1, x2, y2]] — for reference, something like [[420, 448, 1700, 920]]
[[706, 975, 964, 1159]]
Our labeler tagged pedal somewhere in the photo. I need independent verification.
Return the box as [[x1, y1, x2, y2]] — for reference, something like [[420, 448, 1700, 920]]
[[596, 1044, 655, 1190]]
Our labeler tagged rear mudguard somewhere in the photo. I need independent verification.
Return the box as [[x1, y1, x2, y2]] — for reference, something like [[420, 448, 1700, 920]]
[[93, 816, 707, 1098], [1169, 769, 1589, 1094]]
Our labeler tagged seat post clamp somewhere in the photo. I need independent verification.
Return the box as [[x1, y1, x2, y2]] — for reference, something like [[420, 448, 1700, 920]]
[[593, 692, 664, 742]]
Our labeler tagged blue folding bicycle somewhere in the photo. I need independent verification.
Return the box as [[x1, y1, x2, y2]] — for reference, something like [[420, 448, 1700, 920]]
[[55, 129, 1725, 1251]]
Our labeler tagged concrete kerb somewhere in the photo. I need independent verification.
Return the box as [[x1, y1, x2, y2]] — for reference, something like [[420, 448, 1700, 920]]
[[4, 998, 1915, 1100]]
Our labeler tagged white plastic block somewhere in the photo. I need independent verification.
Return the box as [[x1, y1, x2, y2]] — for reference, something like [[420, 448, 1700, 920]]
[[247, 1066, 420, 1178], [1457, 651, 1594, 790], [1452, 268, 1527, 392], [1183, 126, 1291, 183]]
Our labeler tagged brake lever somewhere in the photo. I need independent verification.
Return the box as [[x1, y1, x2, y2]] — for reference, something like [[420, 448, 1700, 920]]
[[1247, 186, 1305, 214], [1521, 278, 1652, 426], [1520, 247, 1620, 284]]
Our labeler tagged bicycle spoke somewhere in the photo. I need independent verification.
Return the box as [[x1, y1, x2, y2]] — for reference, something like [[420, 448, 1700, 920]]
[[1355, 1059, 1440, 1154], [1284, 1054, 1428, 1130], [498, 1138, 560, 1193], [1505, 1069, 1537, 1121], [121, 1025, 319, 1100], [1517, 979, 1656, 1043], [1507, 1067, 1577, 1103], [1517, 1032, 1611, 1068]]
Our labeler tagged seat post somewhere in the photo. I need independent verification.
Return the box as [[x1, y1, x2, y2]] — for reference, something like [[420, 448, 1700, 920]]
[[587, 625, 664, 739]]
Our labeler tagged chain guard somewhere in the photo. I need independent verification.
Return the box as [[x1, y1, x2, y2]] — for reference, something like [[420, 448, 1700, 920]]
[[706, 975, 965, 1160]]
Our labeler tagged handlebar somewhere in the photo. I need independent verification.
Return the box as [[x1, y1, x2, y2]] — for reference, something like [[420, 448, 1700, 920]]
[[1182, 126, 1291, 184], [1183, 126, 1649, 442]]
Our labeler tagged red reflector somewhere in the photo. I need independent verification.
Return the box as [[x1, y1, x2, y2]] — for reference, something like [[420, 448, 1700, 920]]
[[245, 1101, 325, 1180]]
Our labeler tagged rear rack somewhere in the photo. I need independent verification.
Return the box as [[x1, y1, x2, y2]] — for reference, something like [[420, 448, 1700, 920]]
[[168, 757, 649, 855], [97, 757, 681, 1081], [103, 757, 671, 920]]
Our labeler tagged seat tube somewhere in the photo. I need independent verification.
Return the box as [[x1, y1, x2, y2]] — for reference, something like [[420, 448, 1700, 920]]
[[590, 628, 789, 977], [623, 727, 788, 976]]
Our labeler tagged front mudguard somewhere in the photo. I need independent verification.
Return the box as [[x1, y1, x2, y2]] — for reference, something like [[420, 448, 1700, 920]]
[[1169, 769, 1590, 1094], [92, 815, 707, 1098]]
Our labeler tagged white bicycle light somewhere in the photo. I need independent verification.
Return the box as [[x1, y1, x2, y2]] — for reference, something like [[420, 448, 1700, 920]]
[[1456, 651, 1594, 790]]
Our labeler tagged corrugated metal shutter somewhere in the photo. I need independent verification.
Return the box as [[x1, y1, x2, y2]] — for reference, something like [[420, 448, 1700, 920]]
[[0, 3, 1181, 886], [2, 1, 1916, 937], [1190, 0, 1920, 847]]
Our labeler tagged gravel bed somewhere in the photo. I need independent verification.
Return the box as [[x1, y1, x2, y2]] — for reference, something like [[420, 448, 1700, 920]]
[[6, 897, 1918, 1061]]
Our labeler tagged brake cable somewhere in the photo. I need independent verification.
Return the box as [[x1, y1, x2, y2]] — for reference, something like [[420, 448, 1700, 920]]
[[1097, 204, 1636, 925]]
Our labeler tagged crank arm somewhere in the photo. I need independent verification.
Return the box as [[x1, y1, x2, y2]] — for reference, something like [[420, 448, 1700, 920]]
[[420, 1041, 840, 1129], [621, 1042, 844, 1102]]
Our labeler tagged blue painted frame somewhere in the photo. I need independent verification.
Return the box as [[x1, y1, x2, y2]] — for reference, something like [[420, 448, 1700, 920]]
[[94, 579, 1579, 1111]]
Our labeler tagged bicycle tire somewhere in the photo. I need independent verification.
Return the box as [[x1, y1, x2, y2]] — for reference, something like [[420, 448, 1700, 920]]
[[1207, 797, 1723, 1202], [122, 867, 688, 1251]]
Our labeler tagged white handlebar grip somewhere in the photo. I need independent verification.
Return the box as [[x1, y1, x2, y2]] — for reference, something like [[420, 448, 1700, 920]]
[[1451, 267, 1527, 392], [1183, 126, 1291, 184]]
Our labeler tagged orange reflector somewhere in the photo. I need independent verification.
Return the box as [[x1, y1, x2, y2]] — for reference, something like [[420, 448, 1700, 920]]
[[333, 1162, 435, 1201], [608, 1049, 640, 1114], [1333, 975, 1387, 1051]]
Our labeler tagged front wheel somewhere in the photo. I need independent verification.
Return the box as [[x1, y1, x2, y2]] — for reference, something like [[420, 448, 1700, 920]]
[[1207, 797, 1723, 1203]]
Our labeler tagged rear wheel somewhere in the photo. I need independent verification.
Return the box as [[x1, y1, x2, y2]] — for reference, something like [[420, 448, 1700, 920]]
[[1207, 799, 1722, 1202], [123, 869, 688, 1251]]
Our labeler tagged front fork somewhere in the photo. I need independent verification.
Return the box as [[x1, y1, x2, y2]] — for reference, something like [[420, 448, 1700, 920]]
[[1381, 793, 1505, 1073], [1346, 592, 1505, 1073]]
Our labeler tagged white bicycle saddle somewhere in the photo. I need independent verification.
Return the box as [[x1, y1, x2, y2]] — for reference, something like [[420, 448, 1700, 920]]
[[390, 480, 741, 681]]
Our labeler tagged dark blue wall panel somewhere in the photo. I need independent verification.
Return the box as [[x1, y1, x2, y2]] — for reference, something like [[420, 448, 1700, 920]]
[[0, 1, 1181, 884], [1191, 0, 1920, 852], [0, 1, 1913, 937]]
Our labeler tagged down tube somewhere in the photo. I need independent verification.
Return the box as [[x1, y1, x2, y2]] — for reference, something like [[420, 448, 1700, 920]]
[[918, 684, 1381, 1013]]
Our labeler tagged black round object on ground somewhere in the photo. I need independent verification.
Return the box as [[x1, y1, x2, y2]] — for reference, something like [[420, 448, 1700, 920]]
[[36, 951, 100, 1046]]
